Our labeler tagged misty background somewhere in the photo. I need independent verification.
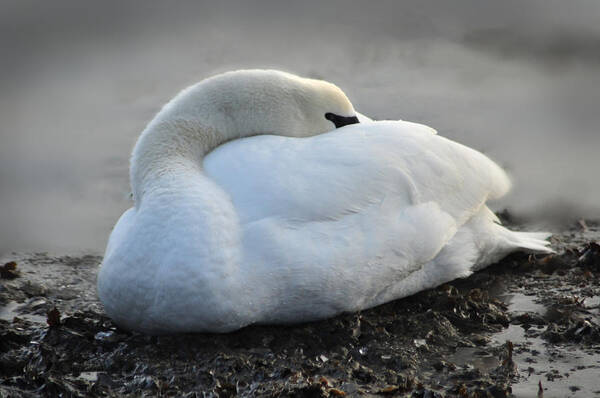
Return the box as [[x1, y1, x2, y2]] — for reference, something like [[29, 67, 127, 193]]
[[1, 0, 599, 254]]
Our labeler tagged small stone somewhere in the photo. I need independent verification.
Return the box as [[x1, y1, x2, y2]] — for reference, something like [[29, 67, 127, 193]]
[[46, 307, 60, 327], [95, 331, 118, 342], [377, 385, 398, 395], [413, 339, 427, 348], [0, 261, 20, 279]]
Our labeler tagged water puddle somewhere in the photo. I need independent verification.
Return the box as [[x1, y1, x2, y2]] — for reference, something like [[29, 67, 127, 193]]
[[498, 292, 546, 315], [505, 323, 600, 398], [452, 292, 600, 397], [449, 347, 500, 373], [0, 301, 47, 324], [77, 371, 100, 383], [583, 296, 600, 316]]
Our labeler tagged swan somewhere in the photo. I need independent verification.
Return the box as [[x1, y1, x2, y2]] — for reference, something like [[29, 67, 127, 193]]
[[97, 69, 552, 334]]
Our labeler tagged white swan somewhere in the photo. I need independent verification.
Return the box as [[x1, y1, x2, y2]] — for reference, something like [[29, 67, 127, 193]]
[[97, 70, 552, 334]]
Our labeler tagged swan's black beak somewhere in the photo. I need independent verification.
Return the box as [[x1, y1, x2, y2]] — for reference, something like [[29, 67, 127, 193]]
[[325, 113, 360, 129]]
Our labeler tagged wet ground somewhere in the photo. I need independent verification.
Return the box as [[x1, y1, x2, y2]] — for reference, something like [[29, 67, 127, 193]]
[[1, 219, 599, 397]]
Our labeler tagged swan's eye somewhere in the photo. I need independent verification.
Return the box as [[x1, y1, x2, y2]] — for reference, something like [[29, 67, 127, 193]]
[[325, 113, 360, 128]]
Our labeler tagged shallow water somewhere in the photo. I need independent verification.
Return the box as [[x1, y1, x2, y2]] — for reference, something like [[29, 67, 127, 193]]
[[1, 1, 600, 253], [76, 371, 100, 383], [0, 300, 47, 324], [449, 347, 500, 373], [454, 291, 600, 397], [499, 292, 547, 315]]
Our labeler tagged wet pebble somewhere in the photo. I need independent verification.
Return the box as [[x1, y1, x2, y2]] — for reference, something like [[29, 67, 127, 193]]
[[94, 330, 117, 342]]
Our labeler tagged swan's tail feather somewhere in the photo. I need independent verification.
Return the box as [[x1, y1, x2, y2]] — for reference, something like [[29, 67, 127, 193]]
[[509, 231, 554, 254], [471, 227, 554, 272]]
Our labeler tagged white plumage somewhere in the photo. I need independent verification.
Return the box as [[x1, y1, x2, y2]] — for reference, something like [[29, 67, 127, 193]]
[[97, 70, 551, 334]]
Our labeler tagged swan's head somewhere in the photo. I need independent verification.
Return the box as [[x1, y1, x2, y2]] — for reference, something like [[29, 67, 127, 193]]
[[280, 71, 360, 135], [158, 69, 359, 142]]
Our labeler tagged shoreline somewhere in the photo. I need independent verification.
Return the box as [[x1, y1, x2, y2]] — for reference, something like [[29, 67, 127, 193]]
[[1, 221, 599, 397]]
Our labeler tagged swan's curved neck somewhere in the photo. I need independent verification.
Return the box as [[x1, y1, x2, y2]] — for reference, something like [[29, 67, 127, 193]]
[[130, 117, 234, 204], [128, 70, 329, 203]]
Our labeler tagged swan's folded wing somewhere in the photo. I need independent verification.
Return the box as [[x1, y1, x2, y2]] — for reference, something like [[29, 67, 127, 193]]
[[204, 120, 510, 228], [203, 120, 512, 312]]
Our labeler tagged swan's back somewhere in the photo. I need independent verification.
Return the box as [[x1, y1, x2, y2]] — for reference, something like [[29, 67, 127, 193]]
[[204, 120, 510, 228]]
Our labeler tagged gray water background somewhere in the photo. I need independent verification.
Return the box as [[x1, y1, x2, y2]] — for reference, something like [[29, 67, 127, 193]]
[[1, 0, 599, 254]]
